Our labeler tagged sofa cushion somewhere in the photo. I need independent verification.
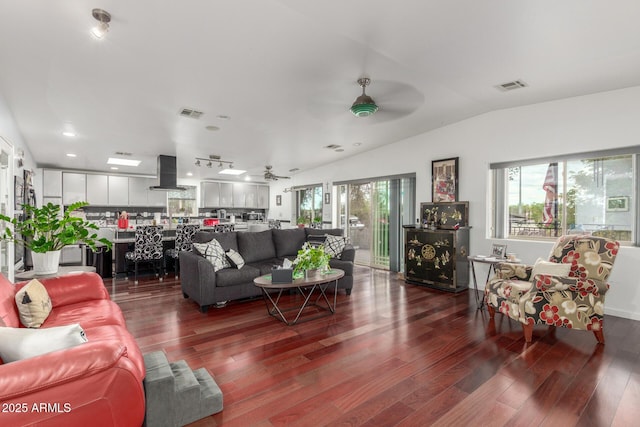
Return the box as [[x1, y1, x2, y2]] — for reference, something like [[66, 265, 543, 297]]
[[215, 265, 261, 287], [226, 249, 245, 269], [530, 258, 572, 281], [193, 240, 231, 272], [15, 279, 52, 328], [193, 231, 239, 252], [237, 230, 276, 263], [323, 234, 347, 259], [0, 323, 87, 363], [305, 228, 344, 245], [247, 259, 283, 275], [272, 228, 306, 258], [42, 299, 126, 329]]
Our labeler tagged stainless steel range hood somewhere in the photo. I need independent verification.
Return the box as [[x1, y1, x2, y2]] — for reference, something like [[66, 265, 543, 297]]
[[149, 155, 186, 191]]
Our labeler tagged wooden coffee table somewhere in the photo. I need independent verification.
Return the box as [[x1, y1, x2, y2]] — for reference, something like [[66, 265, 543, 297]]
[[253, 268, 345, 325]]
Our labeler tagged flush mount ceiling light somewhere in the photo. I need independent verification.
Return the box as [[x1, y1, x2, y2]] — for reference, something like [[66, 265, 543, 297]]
[[90, 8, 111, 39], [350, 77, 378, 117], [107, 157, 141, 167]]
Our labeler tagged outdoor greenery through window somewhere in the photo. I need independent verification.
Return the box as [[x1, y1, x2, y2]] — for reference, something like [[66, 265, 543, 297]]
[[296, 185, 322, 224], [497, 154, 635, 242]]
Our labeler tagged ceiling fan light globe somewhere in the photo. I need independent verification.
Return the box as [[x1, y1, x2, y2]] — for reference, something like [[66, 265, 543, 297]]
[[351, 101, 379, 117]]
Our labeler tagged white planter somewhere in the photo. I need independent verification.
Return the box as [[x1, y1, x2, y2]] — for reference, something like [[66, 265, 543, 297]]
[[32, 250, 61, 275]]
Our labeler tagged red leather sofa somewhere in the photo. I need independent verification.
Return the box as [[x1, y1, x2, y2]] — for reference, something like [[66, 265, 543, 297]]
[[0, 272, 145, 426]]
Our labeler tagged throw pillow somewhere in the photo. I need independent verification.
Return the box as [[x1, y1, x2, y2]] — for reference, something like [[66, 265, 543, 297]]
[[15, 279, 52, 328], [323, 234, 346, 259], [0, 323, 88, 363], [226, 249, 245, 269], [193, 240, 231, 272], [530, 258, 572, 281]]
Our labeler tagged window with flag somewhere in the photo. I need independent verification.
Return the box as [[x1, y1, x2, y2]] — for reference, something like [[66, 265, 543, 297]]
[[491, 149, 637, 244]]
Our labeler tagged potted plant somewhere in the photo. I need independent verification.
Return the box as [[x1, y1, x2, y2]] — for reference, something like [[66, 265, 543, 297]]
[[0, 201, 112, 275], [296, 216, 307, 228], [292, 242, 331, 278]]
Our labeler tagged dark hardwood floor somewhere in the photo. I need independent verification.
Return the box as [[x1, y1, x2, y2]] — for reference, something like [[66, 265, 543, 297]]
[[107, 266, 640, 426]]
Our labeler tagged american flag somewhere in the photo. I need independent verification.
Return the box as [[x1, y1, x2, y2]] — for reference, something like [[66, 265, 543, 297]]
[[542, 162, 558, 226]]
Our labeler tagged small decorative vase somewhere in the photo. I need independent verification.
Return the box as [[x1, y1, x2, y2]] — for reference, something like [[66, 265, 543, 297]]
[[304, 269, 319, 279], [32, 250, 61, 275]]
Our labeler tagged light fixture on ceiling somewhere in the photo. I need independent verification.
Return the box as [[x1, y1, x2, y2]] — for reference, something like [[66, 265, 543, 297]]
[[62, 131, 76, 137], [194, 155, 246, 176], [107, 157, 141, 167], [350, 77, 378, 117], [90, 8, 111, 39]]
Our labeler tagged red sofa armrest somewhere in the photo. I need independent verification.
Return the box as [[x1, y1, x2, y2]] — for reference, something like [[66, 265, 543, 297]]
[[16, 272, 109, 307]]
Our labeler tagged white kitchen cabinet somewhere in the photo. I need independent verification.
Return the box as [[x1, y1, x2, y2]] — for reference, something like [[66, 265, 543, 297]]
[[200, 182, 220, 208], [147, 185, 167, 207], [86, 174, 108, 205], [219, 183, 233, 207], [232, 183, 247, 207], [244, 184, 258, 208], [43, 170, 62, 197], [62, 173, 86, 205], [128, 177, 149, 206], [108, 176, 129, 206], [257, 185, 269, 209]]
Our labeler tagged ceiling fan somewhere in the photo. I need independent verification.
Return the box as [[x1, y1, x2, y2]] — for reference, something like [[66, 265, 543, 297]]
[[307, 76, 424, 123], [263, 165, 290, 181]]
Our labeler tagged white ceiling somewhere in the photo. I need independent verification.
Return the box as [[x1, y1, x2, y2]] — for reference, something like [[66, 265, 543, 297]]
[[2, 1, 640, 182]]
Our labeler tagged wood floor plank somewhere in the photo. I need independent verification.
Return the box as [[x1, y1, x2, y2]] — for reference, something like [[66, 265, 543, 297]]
[[104, 265, 640, 426]]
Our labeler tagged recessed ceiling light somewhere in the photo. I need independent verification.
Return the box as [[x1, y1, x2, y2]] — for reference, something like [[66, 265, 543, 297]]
[[219, 168, 246, 175], [66, 153, 77, 157], [62, 131, 76, 137], [353, 142, 362, 146], [205, 125, 220, 131], [186, 172, 193, 177], [110, 166, 119, 170], [107, 157, 141, 167]]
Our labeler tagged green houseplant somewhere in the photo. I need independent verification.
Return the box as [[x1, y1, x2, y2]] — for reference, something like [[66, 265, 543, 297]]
[[293, 242, 331, 277], [0, 201, 112, 274]]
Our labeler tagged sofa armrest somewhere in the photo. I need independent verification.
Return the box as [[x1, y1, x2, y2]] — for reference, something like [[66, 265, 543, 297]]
[[533, 275, 609, 296], [339, 244, 356, 262], [16, 272, 109, 308], [493, 262, 532, 281], [180, 251, 218, 297], [0, 340, 133, 400]]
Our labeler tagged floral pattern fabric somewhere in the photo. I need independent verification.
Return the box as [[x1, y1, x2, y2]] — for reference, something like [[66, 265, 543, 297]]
[[485, 235, 619, 333]]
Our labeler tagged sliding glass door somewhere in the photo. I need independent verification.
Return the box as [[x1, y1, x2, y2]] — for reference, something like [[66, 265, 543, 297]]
[[338, 175, 415, 271]]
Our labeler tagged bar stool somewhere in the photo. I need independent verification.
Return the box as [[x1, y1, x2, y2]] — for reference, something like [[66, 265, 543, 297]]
[[164, 224, 200, 278], [125, 225, 164, 284]]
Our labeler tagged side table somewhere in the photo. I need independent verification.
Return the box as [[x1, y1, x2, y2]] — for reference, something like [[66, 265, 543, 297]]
[[467, 256, 514, 310]]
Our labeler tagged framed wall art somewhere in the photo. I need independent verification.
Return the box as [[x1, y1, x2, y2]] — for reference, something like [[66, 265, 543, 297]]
[[432, 157, 459, 202], [324, 192, 330, 204], [276, 195, 282, 206]]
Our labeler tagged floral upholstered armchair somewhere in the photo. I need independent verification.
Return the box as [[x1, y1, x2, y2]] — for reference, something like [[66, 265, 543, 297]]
[[485, 235, 619, 343]]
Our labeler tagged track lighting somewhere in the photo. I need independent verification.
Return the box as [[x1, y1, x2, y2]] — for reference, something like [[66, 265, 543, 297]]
[[193, 154, 246, 175]]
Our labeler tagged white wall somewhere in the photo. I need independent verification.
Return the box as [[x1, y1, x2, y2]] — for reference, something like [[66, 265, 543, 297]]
[[271, 85, 640, 320]]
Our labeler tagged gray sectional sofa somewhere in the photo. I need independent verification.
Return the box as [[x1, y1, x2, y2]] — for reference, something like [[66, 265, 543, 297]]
[[180, 227, 355, 312]]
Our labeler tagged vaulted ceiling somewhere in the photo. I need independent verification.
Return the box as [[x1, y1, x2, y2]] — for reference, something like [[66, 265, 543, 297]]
[[2, 1, 640, 181]]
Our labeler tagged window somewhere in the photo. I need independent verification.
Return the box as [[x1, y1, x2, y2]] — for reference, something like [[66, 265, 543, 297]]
[[296, 185, 322, 224], [168, 185, 197, 218], [492, 150, 637, 244]]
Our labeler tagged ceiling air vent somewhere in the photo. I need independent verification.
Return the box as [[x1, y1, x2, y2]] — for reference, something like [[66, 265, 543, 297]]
[[179, 108, 204, 119], [324, 144, 342, 150], [496, 80, 528, 92], [114, 151, 132, 156]]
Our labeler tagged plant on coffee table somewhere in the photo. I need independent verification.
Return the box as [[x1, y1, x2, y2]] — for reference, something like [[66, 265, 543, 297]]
[[292, 242, 331, 275]]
